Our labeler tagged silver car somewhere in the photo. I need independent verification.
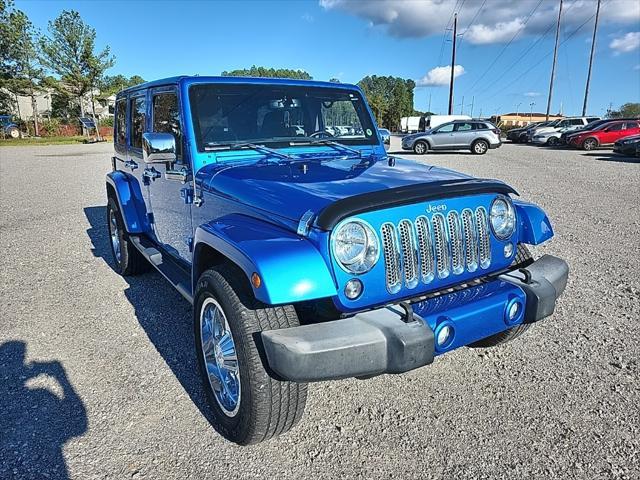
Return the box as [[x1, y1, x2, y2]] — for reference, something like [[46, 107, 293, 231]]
[[401, 120, 502, 155]]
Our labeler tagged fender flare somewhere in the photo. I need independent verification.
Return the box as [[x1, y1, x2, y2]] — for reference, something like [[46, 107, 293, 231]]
[[106, 171, 150, 233], [514, 200, 554, 245], [193, 215, 337, 305]]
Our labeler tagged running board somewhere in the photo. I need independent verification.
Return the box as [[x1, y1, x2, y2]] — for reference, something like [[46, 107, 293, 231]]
[[130, 235, 193, 304]]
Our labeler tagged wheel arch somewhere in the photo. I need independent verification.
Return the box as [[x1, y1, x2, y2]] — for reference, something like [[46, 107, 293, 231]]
[[582, 136, 599, 148], [193, 216, 337, 305], [106, 171, 151, 234]]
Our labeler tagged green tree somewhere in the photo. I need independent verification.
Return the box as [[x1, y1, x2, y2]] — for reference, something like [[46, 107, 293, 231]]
[[607, 102, 640, 119], [98, 74, 146, 98], [222, 65, 312, 80], [39, 9, 114, 130], [357, 75, 415, 130], [0, 0, 45, 134]]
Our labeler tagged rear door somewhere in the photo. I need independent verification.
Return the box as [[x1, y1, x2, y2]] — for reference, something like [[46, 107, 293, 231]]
[[599, 122, 624, 144], [452, 122, 476, 147], [145, 87, 193, 263]]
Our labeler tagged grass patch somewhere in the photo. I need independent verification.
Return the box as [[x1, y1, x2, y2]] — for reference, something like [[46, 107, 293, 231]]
[[0, 136, 113, 146]]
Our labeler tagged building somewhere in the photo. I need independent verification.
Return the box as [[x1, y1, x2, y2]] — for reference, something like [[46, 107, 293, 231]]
[[491, 112, 564, 127], [1, 88, 114, 121]]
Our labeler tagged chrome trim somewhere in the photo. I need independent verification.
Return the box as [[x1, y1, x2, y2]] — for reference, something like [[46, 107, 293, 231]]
[[476, 207, 491, 269], [415, 215, 435, 284], [447, 211, 464, 275], [461, 208, 479, 273], [380, 222, 402, 294], [398, 220, 419, 289], [297, 210, 315, 236], [142, 132, 177, 164], [432, 213, 451, 279]]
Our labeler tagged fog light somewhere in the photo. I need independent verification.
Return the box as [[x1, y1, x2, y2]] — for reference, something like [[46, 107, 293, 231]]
[[508, 301, 520, 320], [504, 243, 514, 258], [344, 279, 363, 300], [436, 325, 452, 347]]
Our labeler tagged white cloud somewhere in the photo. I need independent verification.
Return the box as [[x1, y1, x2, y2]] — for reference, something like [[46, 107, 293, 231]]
[[465, 19, 524, 44], [634, 64, 640, 71], [417, 65, 465, 86], [609, 32, 640, 54], [301, 13, 314, 23], [524, 92, 542, 97], [319, 0, 640, 45]]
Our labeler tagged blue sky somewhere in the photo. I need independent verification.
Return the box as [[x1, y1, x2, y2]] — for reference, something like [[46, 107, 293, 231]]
[[16, 0, 640, 117]]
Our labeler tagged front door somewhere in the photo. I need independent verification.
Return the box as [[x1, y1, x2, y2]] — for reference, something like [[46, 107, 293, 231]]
[[430, 123, 456, 148], [145, 88, 193, 263], [452, 122, 476, 147]]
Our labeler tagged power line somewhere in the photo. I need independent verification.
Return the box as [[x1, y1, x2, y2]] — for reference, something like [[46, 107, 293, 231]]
[[464, 0, 545, 95], [460, 0, 487, 41]]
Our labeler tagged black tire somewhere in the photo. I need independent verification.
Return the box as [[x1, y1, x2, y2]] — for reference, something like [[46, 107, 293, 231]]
[[413, 140, 428, 155], [471, 139, 489, 155], [547, 137, 558, 146], [582, 137, 598, 150], [469, 244, 533, 348], [194, 265, 308, 445], [7, 126, 20, 139], [106, 197, 149, 275]]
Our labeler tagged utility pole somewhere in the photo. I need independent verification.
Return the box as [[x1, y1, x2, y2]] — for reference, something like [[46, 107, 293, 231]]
[[515, 102, 522, 117], [470, 96, 475, 117], [459, 95, 465, 114], [546, 0, 563, 120], [582, 0, 601, 116], [478, 108, 483, 118], [428, 92, 432, 113], [448, 13, 458, 115], [530, 102, 535, 122]]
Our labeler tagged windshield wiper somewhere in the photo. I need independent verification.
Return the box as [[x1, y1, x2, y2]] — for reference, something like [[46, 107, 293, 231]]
[[204, 142, 293, 160], [290, 139, 362, 157]]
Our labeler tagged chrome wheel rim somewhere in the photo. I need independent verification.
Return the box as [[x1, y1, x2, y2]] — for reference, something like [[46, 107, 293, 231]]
[[200, 297, 241, 417], [415, 142, 426, 154], [108, 208, 121, 263], [475, 142, 487, 154]]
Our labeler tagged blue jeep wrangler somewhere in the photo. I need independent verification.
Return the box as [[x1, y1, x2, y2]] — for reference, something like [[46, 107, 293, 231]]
[[106, 76, 568, 445]]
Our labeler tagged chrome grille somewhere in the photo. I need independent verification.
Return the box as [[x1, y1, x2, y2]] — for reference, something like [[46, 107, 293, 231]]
[[381, 207, 492, 293], [398, 220, 419, 289], [415, 216, 435, 283], [381, 223, 402, 294]]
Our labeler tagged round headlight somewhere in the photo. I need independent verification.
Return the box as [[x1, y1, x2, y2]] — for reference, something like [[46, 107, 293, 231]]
[[490, 195, 516, 239], [332, 220, 379, 274]]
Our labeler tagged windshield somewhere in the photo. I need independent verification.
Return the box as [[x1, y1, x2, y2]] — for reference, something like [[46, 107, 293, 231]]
[[189, 83, 378, 152]]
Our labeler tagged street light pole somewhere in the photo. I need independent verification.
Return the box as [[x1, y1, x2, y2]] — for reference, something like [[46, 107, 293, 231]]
[[448, 13, 458, 115], [530, 102, 535, 123], [546, 0, 563, 121], [582, 0, 601, 116]]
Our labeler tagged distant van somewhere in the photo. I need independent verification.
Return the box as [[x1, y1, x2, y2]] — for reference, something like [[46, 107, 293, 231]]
[[423, 115, 471, 130]]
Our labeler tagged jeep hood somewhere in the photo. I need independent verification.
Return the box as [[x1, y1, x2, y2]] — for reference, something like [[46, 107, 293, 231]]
[[197, 153, 513, 228]]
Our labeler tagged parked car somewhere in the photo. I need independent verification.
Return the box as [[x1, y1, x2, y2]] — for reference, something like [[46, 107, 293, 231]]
[[0, 115, 20, 139], [511, 121, 553, 143], [378, 128, 390, 150], [106, 76, 568, 445], [569, 120, 640, 150], [528, 117, 599, 144], [401, 120, 502, 154], [562, 118, 639, 145], [613, 134, 640, 156]]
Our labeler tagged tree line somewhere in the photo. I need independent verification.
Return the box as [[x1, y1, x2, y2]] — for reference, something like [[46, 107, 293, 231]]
[[0, 0, 144, 135]]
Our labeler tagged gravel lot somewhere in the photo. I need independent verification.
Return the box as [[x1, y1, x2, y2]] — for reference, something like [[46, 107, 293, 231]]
[[1, 138, 639, 480]]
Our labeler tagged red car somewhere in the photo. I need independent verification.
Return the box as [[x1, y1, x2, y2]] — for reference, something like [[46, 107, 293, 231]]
[[569, 120, 640, 150]]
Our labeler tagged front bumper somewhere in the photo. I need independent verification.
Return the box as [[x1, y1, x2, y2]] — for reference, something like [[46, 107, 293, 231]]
[[613, 144, 636, 155], [261, 255, 568, 382]]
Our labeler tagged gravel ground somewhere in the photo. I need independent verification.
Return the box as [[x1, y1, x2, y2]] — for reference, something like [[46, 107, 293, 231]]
[[1, 139, 639, 480]]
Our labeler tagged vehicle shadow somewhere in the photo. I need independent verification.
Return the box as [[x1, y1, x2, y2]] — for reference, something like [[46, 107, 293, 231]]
[[581, 152, 640, 163], [0, 341, 88, 480], [82, 206, 213, 424]]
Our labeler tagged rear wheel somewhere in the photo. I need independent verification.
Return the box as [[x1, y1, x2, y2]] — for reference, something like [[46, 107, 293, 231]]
[[106, 197, 149, 275], [413, 140, 428, 154], [547, 137, 558, 146], [7, 126, 20, 139], [469, 244, 533, 348], [471, 139, 489, 155], [582, 137, 598, 150], [194, 265, 308, 445]]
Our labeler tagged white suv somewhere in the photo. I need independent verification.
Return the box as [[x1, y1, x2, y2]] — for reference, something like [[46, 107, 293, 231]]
[[531, 117, 600, 145]]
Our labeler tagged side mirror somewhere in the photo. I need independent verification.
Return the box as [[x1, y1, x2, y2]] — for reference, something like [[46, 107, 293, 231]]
[[142, 132, 176, 164]]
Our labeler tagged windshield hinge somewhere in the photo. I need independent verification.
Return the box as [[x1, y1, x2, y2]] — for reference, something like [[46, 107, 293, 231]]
[[297, 210, 315, 237]]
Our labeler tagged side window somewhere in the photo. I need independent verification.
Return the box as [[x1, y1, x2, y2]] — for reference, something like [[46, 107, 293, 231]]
[[608, 123, 623, 132], [115, 98, 127, 145], [436, 123, 454, 133], [153, 92, 182, 158], [624, 121, 640, 130], [455, 122, 474, 132], [571, 119, 584, 126], [130, 96, 146, 149]]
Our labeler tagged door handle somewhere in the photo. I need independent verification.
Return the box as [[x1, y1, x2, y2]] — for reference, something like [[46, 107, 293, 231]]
[[165, 167, 191, 183], [142, 167, 161, 181], [124, 159, 138, 171]]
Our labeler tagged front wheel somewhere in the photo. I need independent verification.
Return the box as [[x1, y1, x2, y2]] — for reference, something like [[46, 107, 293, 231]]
[[471, 139, 489, 155], [7, 126, 20, 139], [194, 266, 308, 445], [413, 140, 428, 154], [547, 137, 558, 146], [582, 138, 598, 150]]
